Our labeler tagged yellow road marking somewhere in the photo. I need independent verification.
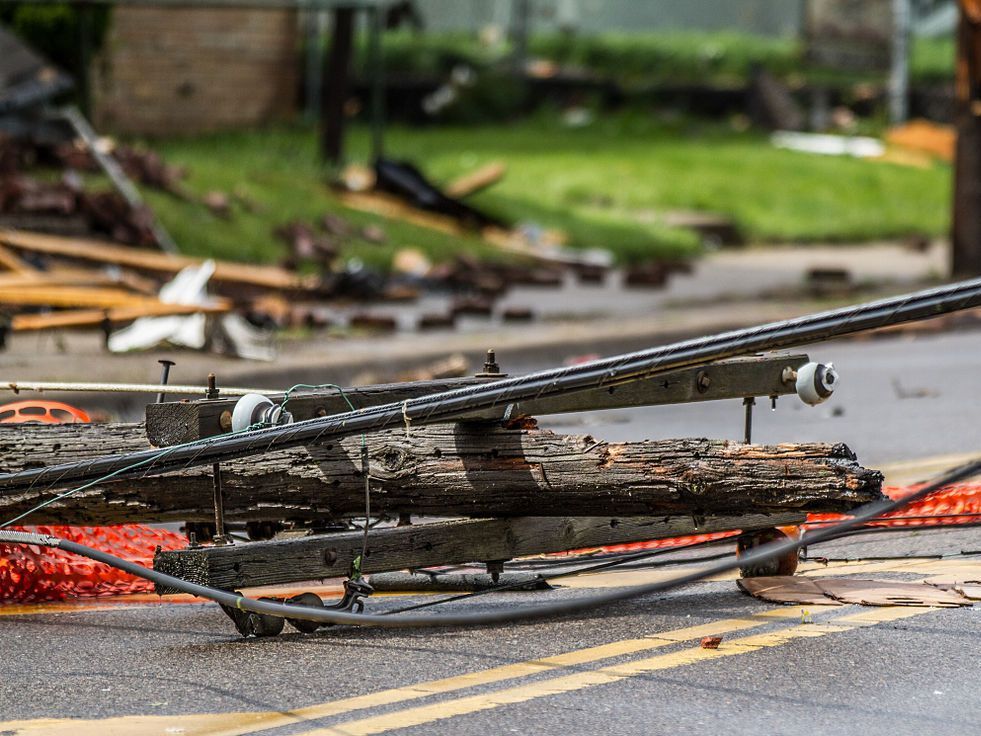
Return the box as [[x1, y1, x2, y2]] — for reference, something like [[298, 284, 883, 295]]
[[878, 452, 980, 486], [296, 606, 932, 736], [0, 607, 826, 736]]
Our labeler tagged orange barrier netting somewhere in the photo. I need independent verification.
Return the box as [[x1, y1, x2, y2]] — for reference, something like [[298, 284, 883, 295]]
[[0, 524, 185, 603], [585, 484, 981, 555], [4, 485, 981, 604], [805, 484, 981, 529]]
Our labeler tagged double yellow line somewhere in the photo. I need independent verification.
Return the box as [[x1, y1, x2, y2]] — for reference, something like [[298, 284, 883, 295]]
[[1, 605, 933, 736]]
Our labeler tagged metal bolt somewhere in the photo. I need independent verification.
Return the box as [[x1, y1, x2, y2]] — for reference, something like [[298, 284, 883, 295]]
[[695, 370, 711, 394], [219, 411, 232, 433], [156, 359, 175, 403], [324, 548, 338, 565], [743, 396, 756, 444], [485, 559, 505, 583], [206, 373, 219, 400], [483, 349, 499, 374]]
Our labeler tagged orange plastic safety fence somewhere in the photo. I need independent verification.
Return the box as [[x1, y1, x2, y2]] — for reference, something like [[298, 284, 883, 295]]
[[5, 486, 981, 603], [590, 484, 981, 556], [0, 524, 185, 603], [806, 484, 981, 529]]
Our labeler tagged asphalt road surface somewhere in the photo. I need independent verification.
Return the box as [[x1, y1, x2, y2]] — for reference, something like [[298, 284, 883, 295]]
[[2, 328, 981, 736]]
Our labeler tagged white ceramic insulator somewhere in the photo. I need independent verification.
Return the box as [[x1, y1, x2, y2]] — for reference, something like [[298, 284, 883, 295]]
[[231, 393, 276, 432], [795, 362, 838, 406]]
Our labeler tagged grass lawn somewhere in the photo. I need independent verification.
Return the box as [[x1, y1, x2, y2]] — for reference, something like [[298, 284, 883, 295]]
[[142, 113, 950, 269]]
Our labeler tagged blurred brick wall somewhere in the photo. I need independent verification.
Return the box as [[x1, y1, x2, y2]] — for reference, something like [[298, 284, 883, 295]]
[[91, 7, 299, 135]]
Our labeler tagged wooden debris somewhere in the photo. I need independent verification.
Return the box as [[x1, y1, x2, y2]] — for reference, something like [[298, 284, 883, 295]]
[[0, 229, 319, 293], [337, 189, 598, 268], [0, 244, 33, 273], [886, 119, 956, 163], [201, 191, 232, 219], [11, 303, 230, 332], [444, 160, 507, 198]]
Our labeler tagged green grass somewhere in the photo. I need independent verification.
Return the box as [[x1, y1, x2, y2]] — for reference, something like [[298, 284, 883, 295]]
[[140, 113, 950, 270], [142, 121, 701, 269]]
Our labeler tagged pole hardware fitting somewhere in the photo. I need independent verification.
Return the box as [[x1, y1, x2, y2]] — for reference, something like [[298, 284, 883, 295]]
[[742, 397, 755, 444], [220, 579, 375, 637], [230, 394, 295, 433], [155, 359, 175, 404], [781, 362, 839, 406], [485, 559, 507, 583], [475, 349, 507, 378], [206, 373, 220, 400], [695, 370, 711, 394]]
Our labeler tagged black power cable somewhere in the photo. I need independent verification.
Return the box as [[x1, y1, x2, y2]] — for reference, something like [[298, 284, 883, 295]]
[[1, 455, 977, 630], [3, 277, 981, 495]]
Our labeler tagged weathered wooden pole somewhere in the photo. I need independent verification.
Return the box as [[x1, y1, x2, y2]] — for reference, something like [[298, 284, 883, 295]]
[[952, 0, 981, 276], [0, 423, 882, 525]]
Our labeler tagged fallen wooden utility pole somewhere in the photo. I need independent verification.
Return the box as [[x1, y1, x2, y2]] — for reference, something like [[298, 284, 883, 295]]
[[0, 422, 882, 525], [153, 513, 808, 593]]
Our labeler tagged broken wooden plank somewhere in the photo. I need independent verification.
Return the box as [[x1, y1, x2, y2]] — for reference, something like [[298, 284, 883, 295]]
[[154, 512, 807, 593], [0, 285, 231, 312], [0, 268, 151, 291], [11, 302, 231, 332], [0, 422, 882, 525], [145, 353, 810, 447], [0, 229, 319, 293], [444, 161, 507, 198], [0, 244, 35, 274], [337, 190, 596, 267]]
